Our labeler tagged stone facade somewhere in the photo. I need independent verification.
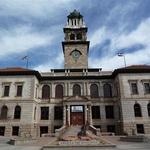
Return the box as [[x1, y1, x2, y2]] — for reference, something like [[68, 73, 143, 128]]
[[0, 10, 150, 138]]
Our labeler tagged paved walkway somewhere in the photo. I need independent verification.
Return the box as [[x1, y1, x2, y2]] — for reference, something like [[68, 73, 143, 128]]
[[0, 136, 149, 150]]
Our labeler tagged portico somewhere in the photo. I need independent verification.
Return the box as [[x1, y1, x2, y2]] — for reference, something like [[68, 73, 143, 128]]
[[63, 96, 92, 126]]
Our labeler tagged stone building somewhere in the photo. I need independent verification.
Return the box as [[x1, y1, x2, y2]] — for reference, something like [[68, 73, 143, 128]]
[[0, 10, 150, 137]]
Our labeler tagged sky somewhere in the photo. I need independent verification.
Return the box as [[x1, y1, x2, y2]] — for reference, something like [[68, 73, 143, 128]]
[[0, 0, 150, 71]]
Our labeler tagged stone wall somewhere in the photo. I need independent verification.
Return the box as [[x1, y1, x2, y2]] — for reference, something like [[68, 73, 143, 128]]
[[64, 44, 88, 69]]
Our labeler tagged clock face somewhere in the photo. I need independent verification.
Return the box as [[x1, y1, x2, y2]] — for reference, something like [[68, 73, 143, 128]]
[[71, 50, 81, 61]]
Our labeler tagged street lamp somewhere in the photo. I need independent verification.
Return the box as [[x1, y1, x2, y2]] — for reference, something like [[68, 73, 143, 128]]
[[117, 53, 127, 67]]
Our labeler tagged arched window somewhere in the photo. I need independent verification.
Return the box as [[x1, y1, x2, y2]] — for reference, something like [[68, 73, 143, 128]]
[[70, 34, 75, 40], [42, 85, 50, 99], [147, 103, 150, 117], [14, 105, 21, 119], [103, 83, 112, 98], [90, 84, 99, 98], [0, 105, 8, 119], [77, 33, 82, 40], [55, 84, 63, 98], [134, 103, 142, 117], [73, 84, 81, 96]]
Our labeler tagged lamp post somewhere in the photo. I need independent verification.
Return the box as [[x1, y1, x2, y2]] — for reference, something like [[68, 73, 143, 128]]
[[117, 53, 127, 67]]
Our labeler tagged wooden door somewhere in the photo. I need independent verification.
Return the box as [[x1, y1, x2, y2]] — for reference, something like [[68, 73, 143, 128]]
[[71, 112, 84, 125]]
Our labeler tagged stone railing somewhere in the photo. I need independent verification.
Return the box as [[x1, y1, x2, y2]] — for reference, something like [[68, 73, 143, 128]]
[[55, 126, 67, 138], [89, 125, 100, 136]]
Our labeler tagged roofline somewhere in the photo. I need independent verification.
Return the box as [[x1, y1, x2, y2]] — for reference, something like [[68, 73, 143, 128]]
[[112, 67, 150, 77], [0, 70, 41, 80], [0, 66, 150, 81]]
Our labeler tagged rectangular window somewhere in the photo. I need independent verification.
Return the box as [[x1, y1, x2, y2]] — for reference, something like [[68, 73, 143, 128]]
[[41, 107, 49, 120], [144, 83, 150, 94], [16, 85, 23, 97], [12, 126, 19, 136], [131, 83, 138, 94], [40, 126, 48, 137], [4, 85, 10, 96], [136, 124, 144, 134], [0, 126, 5, 136], [107, 125, 116, 133], [105, 106, 114, 119], [92, 106, 100, 119], [54, 106, 63, 120]]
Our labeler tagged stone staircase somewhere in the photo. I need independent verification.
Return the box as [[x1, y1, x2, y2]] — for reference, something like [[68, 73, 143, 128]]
[[61, 125, 81, 141], [63, 125, 81, 137]]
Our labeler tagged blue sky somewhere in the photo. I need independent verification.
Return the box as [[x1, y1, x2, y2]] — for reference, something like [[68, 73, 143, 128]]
[[0, 0, 150, 71]]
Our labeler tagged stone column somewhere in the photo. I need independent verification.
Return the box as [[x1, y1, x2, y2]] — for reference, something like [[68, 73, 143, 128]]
[[68, 83, 71, 96], [84, 105, 88, 125], [100, 105, 106, 120], [63, 105, 66, 126], [64, 83, 68, 96], [68, 105, 70, 126], [88, 105, 93, 125]]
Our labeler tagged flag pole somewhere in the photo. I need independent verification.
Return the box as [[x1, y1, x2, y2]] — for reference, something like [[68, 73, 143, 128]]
[[22, 56, 29, 69], [123, 55, 126, 67], [26, 58, 29, 69]]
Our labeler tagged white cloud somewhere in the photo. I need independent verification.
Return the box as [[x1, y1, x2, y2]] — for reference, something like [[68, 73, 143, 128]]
[[0, 25, 53, 57], [89, 17, 150, 70], [115, 18, 150, 49], [0, 0, 77, 19], [89, 27, 108, 48], [34, 51, 64, 71]]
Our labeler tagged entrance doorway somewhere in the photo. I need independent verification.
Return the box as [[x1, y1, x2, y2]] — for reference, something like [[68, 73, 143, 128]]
[[70, 106, 84, 125]]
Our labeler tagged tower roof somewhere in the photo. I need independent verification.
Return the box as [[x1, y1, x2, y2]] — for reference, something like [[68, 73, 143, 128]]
[[67, 9, 83, 19]]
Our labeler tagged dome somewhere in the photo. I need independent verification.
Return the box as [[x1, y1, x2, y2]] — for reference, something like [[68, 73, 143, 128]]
[[67, 9, 83, 19]]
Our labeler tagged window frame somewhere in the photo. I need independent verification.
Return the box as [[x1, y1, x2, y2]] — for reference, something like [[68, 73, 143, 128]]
[[147, 103, 150, 117], [92, 106, 100, 119], [105, 105, 114, 119], [3, 83, 10, 97], [136, 124, 145, 134], [12, 126, 19, 136], [134, 103, 142, 117], [76, 33, 82, 40], [42, 84, 50, 99], [73, 84, 81, 96], [55, 84, 63, 98], [0, 105, 8, 120], [143, 82, 150, 94], [40, 107, 49, 120], [103, 83, 112, 98], [15, 83, 24, 97], [54, 106, 63, 120], [14, 105, 21, 119], [129, 81, 139, 95], [90, 83, 99, 98], [70, 33, 75, 40]]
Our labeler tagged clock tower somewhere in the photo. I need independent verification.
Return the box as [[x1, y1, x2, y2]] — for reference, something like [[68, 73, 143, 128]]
[[62, 10, 90, 69]]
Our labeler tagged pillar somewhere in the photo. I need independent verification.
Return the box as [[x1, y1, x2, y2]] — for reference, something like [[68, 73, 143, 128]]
[[68, 105, 70, 126], [63, 105, 66, 125], [84, 105, 88, 125], [88, 105, 93, 125]]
